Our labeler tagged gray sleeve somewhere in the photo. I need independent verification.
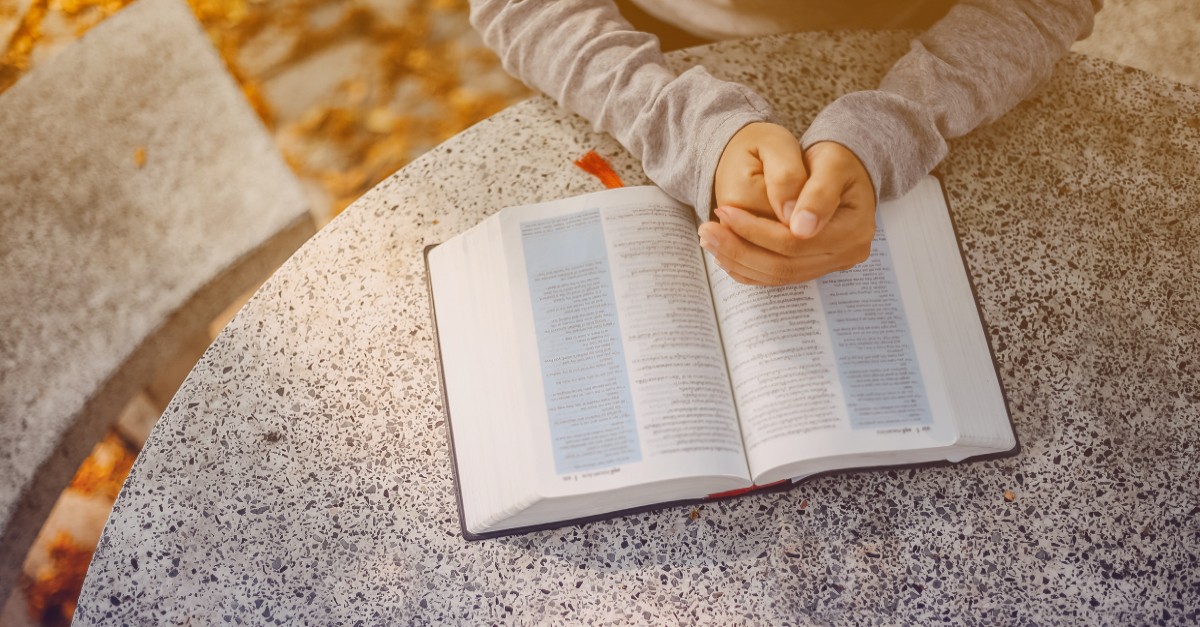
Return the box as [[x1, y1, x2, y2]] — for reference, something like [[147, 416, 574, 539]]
[[801, 0, 1102, 202], [468, 0, 775, 219]]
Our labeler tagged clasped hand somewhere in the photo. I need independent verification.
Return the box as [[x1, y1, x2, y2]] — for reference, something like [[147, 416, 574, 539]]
[[700, 122, 876, 286]]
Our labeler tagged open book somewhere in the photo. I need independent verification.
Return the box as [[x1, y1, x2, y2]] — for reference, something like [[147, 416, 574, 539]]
[[426, 177, 1015, 539]]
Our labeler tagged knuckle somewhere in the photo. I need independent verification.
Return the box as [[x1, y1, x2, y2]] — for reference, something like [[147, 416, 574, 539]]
[[843, 228, 873, 254], [838, 245, 871, 270], [766, 164, 807, 188], [786, 269, 815, 285], [742, 203, 775, 220], [717, 189, 756, 211], [723, 242, 745, 264], [780, 237, 807, 257], [769, 259, 799, 282], [853, 242, 873, 265]]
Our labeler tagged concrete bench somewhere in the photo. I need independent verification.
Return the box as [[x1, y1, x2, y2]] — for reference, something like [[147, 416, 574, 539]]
[[0, 0, 315, 599]]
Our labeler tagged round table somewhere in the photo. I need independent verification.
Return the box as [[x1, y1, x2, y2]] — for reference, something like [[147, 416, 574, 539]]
[[77, 32, 1200, 624]]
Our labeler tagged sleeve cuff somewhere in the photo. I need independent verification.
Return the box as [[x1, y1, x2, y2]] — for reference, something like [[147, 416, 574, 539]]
[[631, 65, 774, 222], [800, 90, 948, 202]]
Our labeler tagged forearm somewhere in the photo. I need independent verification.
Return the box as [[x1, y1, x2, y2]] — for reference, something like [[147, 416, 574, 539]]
[[469, 0, 774, 218], [801, 0, 1102, 201]]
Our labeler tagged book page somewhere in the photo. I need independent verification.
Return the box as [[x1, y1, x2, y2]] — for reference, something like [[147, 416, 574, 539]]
[[879, 179, 1014, 456], [429, 215, 539, 531], [708, 183, 960, 483], [502, 187, 751, 499]]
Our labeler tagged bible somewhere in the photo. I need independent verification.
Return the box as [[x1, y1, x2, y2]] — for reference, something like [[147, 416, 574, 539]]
[[426, 176, 1015, 539]]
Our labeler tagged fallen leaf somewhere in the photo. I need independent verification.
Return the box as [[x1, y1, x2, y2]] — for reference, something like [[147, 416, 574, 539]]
[[133, 147, 146, 168], [1004, 489, 1016, 502], [23, 531, 93, 625]]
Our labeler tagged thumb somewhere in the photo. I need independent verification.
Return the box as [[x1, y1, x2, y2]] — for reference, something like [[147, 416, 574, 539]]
[[758, 132, 807, 224], [790, 156, 844, 239]]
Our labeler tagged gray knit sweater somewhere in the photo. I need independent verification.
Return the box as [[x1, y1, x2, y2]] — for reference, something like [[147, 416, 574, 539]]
[[469, 0, 1101, 219]]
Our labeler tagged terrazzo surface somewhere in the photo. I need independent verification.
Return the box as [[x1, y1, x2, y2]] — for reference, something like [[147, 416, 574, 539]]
[[76, 32, 1199, 625]]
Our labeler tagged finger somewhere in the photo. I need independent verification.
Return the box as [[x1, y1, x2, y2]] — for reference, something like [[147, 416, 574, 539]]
[[790, 160, 845, 239], [757, 133, 807, 223], [755, 208, 872, 274], [701, 221, 834, 285], [723, 266, 771, 287], [711, 207, 844, 283], [794, 202, 874, 253], [706, 218, 865, 284], [721, 201, 868, 260], [715, 205, 811, 257], [711, 250, 790, 286], [700, 222, 788, 285], [786, 170, 877, 257]]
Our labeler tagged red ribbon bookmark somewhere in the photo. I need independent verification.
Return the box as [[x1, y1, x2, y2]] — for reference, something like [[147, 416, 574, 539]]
[[707, 480, 788, 500]]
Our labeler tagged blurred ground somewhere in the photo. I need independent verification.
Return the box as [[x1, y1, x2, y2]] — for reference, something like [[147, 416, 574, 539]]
[[0, 0, 1196, 624], [1072, 0, 1200, 90], [0, 0, 529, 226]]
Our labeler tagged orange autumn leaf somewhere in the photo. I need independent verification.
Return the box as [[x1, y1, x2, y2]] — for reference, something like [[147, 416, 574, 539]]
[[22, 531, 93, 626], [68, 432, 136, 500]]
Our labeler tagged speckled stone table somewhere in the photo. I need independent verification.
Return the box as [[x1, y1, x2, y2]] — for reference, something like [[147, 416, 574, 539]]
[[77, 32, 1199, 625]]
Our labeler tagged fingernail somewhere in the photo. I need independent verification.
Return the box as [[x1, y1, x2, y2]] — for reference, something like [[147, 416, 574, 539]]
[[783, 200, 796, 221], [713, 206, 728, 221], [699, 236, 719, 252], [791, 210, 818, 238]]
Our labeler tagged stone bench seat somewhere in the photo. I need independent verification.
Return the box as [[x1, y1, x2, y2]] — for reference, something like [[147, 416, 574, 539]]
[[0, 0, 315, 600]]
